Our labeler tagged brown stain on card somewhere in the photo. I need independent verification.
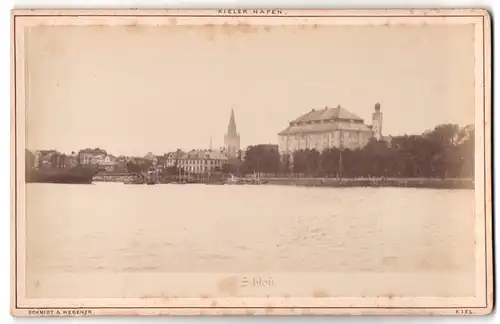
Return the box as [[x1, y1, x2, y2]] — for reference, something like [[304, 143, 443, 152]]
[[166, 24, 280, 42], [313, 289, 329, 298], [202, 24, 216, 42], [217, 276, 238, 296], [419, 258, 433, 271], [236, 23, 255, 34], [382, 256, 398, 266], [124, 22, 144, 33]]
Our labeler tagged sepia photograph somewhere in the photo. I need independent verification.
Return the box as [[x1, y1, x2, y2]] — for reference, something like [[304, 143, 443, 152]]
[[11, 8, 492, 316]]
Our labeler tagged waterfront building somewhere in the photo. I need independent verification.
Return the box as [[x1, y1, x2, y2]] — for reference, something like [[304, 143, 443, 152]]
[[34, 150, 79, 169], [141, 152, 169, 170], [99, 154, 119, 172], [65, 153, 79, 168], [34, 150, 56, 168], [254, 144, 279, 152], [224, 109, 240, 159], [154, 155, 167, 168], [278, 103, 384, 154], [239, 149, 246, 161], [26, 149, 36, 169], [144, 152, 155, 162], [79, 148, 107, 165], [166, 149, 228, 174]]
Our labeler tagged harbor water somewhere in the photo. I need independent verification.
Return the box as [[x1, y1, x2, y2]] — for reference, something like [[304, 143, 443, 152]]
[[26, 183, 475, 274]]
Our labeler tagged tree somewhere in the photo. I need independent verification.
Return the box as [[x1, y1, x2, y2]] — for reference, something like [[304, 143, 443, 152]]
[[279, 153, 291, 175], [292, 149, 307, 175], [305, 149, 320, 176], [242, 145, 280, 175], [222, 163, 236, 174], [164, 165, 179, 175], [455, 125, 475, 179], [277, 123, 473, 179], [126, 161, 140, 173], [424, 124, 461, 178], [25, 149, 35, 175], [319, 148, 340, 177]]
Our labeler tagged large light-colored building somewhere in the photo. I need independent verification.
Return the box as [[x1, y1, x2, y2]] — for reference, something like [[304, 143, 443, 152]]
[[162, 108, 240, 174], [278, 103, 383, 154], [166, 149, 228, 174], [79, 148, 107, 164], [34, 150, 79, 169], [224, 109, 240, 159]]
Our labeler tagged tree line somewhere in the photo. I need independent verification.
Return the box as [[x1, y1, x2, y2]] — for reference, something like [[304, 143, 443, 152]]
[[237, 124, 475, 179], [26, 123, 475, 180]]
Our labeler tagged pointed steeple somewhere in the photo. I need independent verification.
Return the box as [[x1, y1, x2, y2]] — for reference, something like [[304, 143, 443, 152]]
[[224, 108, 240, 159], [227, 108, 238, 136]]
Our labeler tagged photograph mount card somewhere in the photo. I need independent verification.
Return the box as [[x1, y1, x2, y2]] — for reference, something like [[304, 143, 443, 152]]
[[11, 8, 493, 316]]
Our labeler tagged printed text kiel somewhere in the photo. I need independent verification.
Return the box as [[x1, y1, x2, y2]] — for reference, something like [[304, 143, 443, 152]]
[[218, 9, 283, 15]]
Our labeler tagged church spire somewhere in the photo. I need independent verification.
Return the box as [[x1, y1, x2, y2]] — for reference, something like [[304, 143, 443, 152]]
[[224, 108, 240, 159], [227, 108, 238, 136]]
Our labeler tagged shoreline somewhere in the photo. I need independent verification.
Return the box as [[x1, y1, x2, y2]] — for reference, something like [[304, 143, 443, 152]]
[[91, 173, 474, 189], [261, 177, 474, 189]]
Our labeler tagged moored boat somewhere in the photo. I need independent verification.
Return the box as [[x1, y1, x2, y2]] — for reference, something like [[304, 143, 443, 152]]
[[124, 177, 144, 185], [225, 174, 244, 185], [26, 166, 98, 184], [146, 169, 159, 185]]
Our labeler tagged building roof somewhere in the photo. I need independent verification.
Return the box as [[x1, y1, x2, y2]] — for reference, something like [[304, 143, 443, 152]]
[[292, 106, 364, 124], [167, 149, 228, 160], [251, 144, 279, 150], [155, 155, 168, 163], [99, 160, 117, 166], [144, 152, 155, 160], [37, 149, 57, 154], [279, 120, 372, 136], [80, 148, 107, 155], [38, 151, 57, 162]]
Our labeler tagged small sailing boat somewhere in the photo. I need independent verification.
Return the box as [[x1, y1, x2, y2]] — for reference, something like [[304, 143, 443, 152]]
[[124, 175, 144, 185], [146, 169, 158, 185], [249, 171, 267, 185], [255, 171, 268, 184], [226, 173, 243, 185]]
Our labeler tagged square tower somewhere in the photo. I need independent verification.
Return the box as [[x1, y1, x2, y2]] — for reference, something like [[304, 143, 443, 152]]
[[372, 103, 383, 140]]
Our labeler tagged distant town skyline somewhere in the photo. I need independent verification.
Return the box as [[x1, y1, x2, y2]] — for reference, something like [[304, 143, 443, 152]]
[[25, 24, 474, 156]]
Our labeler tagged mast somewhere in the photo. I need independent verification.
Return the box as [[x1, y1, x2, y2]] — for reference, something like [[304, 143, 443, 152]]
[[339, 126, 344, 180], [339, 149, 343, 180]]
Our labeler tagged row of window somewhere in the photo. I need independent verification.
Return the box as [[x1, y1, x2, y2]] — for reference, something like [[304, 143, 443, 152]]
[[284, 137, 370, 151], [180, 165, 221, 173], [167, 159, 226, 165], [283, 131, 368, 142]]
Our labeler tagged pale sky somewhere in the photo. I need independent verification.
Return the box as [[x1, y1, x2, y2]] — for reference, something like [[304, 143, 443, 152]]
[[25, 24, 475, 156]]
